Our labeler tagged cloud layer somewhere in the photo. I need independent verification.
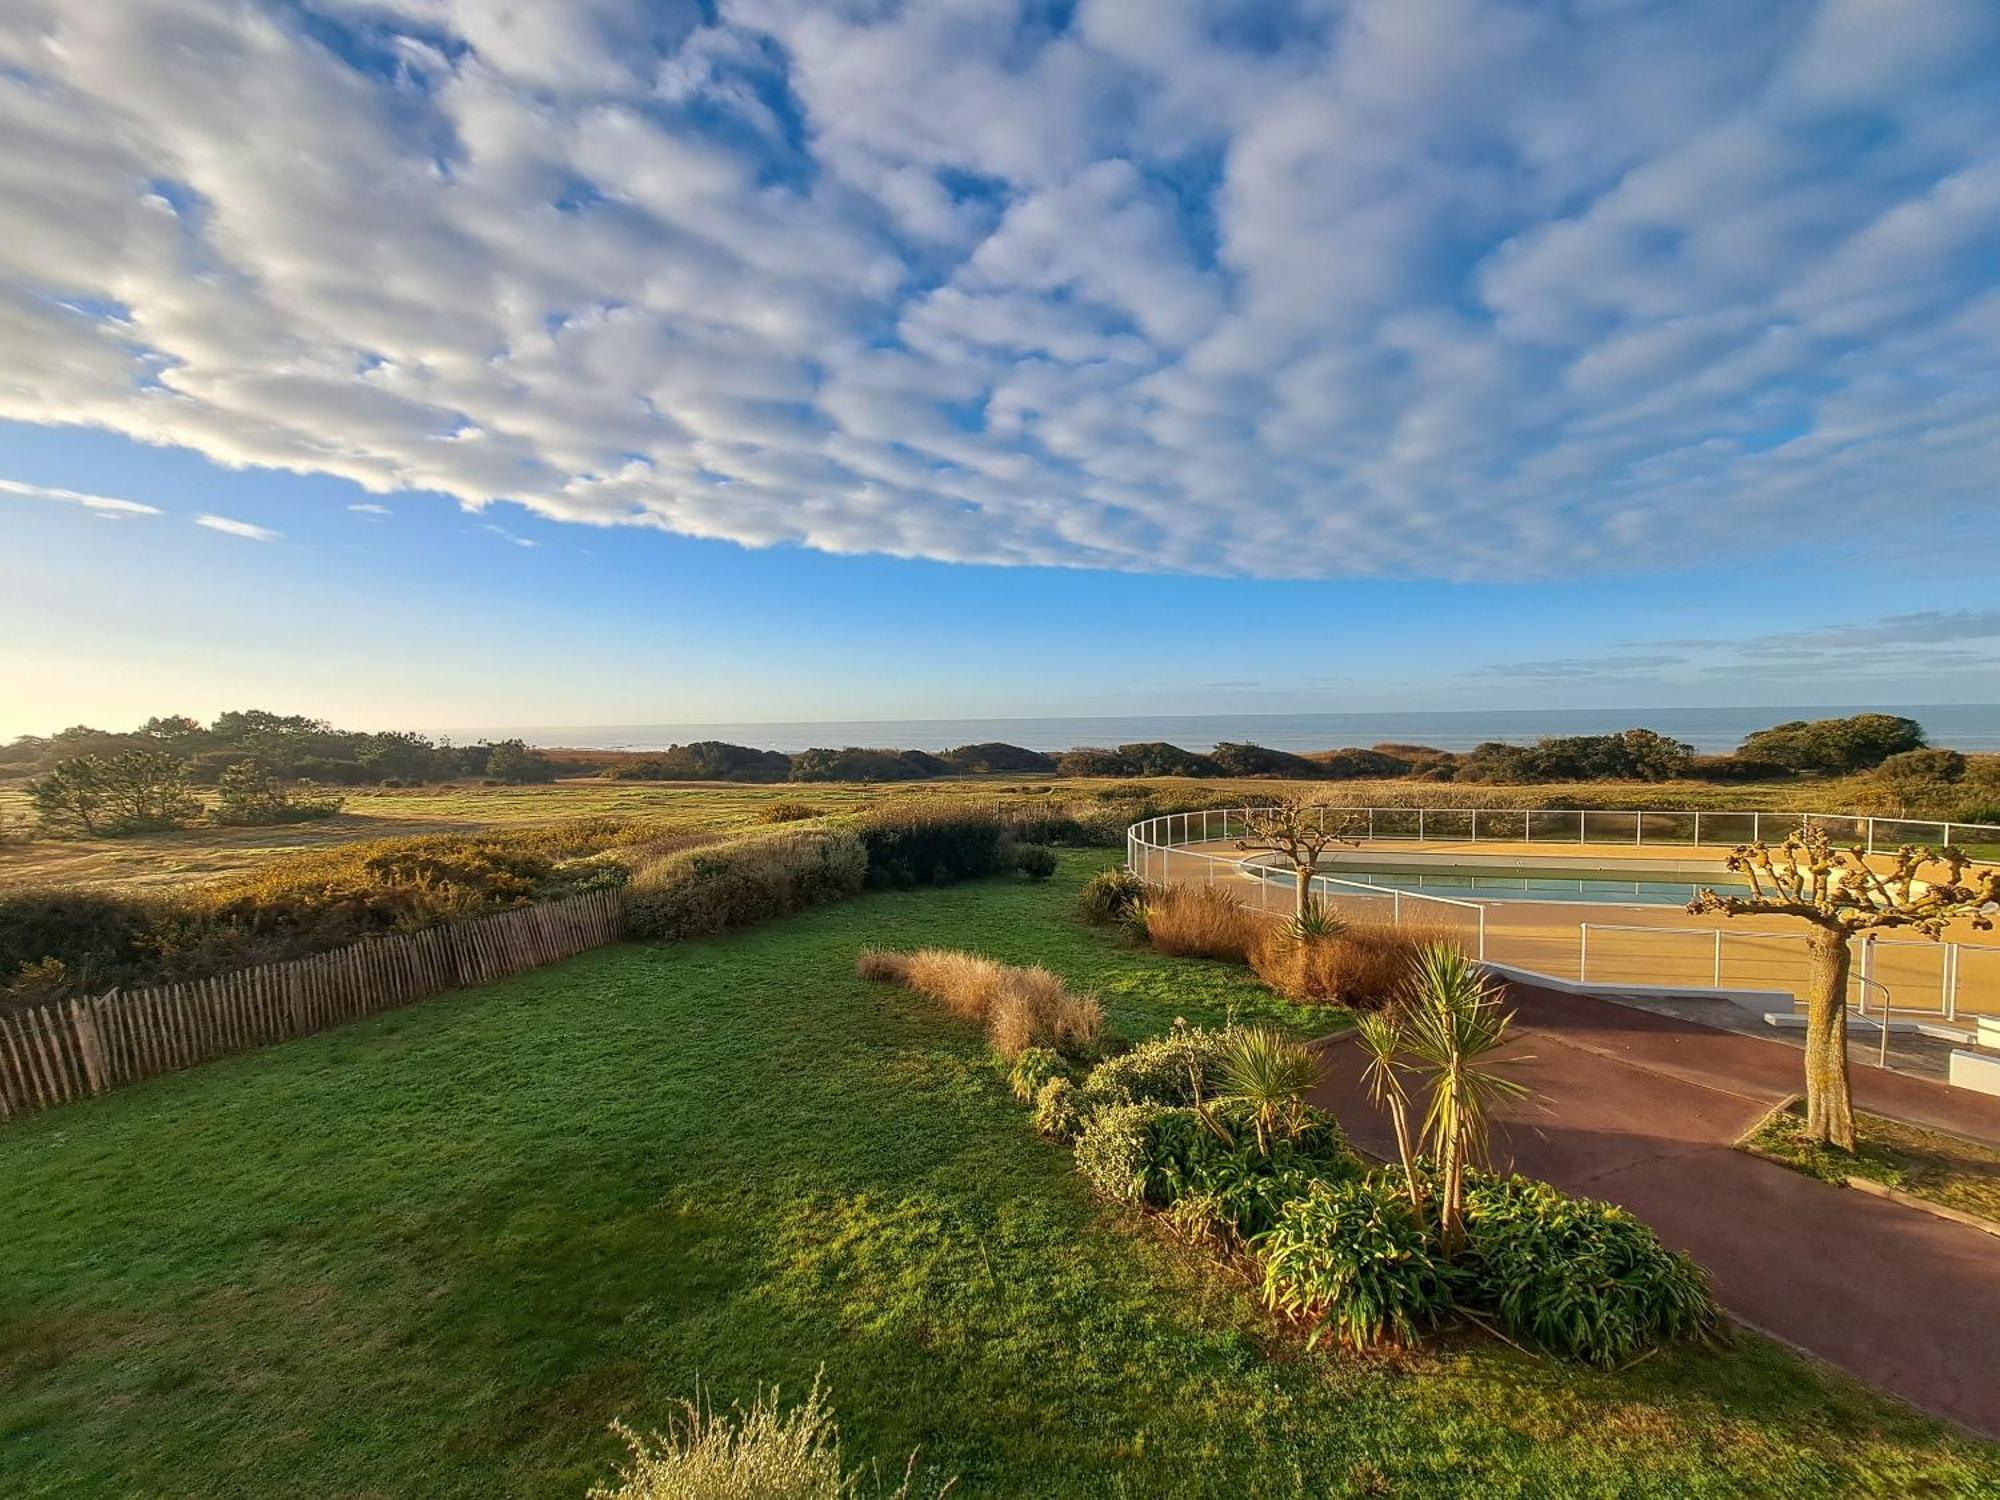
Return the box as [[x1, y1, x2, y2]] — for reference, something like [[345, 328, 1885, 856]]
[[4, 0, 1999, 579]]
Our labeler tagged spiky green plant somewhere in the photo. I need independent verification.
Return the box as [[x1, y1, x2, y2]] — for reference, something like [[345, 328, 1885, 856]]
[[1215, 1026, 1319, 1156], [1400, 944, 1532, 1255], [1284, 897, 1348, 944], [1352, 1006, 1423, 1216]]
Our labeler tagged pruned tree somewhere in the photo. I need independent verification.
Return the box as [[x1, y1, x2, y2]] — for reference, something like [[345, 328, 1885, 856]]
[[1689, 828, 1998, 1150], [1234, 798, 1365, 919]]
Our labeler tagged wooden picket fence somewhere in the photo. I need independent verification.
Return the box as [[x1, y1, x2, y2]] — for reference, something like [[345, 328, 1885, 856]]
[[0, 888, 625, 1123]]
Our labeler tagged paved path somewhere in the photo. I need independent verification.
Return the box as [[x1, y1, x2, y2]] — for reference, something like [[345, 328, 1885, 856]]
[[1308, 982, 2000, 1438]]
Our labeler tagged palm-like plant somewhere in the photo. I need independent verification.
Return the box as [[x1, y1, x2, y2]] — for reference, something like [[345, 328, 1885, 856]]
[[1284, 896, 1347, 944], [1400, 944, 1531, 1254], [1352, 1006, 1423, 1216], [1215, 1026, 1320, 1156]]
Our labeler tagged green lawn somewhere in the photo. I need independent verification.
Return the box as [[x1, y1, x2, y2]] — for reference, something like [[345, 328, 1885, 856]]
[[1744, 1101, 2000, 1225], [2, 853, 1993, 1497]]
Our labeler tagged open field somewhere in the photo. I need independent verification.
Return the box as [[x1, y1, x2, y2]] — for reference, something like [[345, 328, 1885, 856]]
[[3, 853, 1994, 1497], [0, 770, 1884, 894]]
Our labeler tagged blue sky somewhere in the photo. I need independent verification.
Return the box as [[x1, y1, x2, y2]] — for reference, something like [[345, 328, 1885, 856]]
[[3, 0, 2000, 739]]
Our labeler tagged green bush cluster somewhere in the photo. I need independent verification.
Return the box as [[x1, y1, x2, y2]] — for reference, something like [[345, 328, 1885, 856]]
[[625, 827, 867, 941], [1014, 844, 1058, 880], [990, 1020, 1713, 1368], [852, 800, 1010, 887], [1076, 867, 1149, 923], [1258, 1177, 1454, 1350], [1460, 1174, 1717, 1366], [1007, 1045, 1071, 1103]]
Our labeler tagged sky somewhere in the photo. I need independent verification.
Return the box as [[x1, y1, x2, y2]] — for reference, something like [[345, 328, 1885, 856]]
[[3, 0, 2000, 740]]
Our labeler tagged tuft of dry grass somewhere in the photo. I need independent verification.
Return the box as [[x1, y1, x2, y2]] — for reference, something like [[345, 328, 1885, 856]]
[[859, 946, 1103, 1059], [1136, 883, 1266, 963], [854, 947, 912, 984], [1248, 920, 1455, 1008]]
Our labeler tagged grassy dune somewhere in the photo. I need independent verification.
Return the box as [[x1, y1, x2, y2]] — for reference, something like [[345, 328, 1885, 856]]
[[2, 853, 1991, 1497], [0, 770, 1865, 894]]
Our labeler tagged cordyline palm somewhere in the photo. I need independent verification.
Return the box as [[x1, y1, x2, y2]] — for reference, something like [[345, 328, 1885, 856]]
[[1400, 944, 1531, 1255], [1215, 1026, 1319, 1156], [1352, 1006, 1424, 1217]]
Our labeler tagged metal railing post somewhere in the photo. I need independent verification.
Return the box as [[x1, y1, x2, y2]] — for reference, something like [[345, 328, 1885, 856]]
[[1753, 811, 1761, 843], [1712, 929, 1722, 988], [1476, 906, 1486, 962], [1694, 810, 1701, 846], [1578, 810, 1585, 844], [1418, 807, 1425, 842], [1392, 889, 1403, 926], [1866, 817, 1875, 854], [1368, 807, 1376, 840], [1579, 923, 1589, 982]]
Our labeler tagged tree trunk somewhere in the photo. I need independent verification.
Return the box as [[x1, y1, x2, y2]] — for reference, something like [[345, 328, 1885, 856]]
[[1438, 1137, 1465, 1256], [1802, 925, 1857, 1152], [1294, 862, 1313, 919]]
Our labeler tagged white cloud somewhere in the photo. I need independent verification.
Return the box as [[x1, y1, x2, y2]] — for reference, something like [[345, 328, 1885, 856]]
[[0, 0, 1997, 580], [0, 476, 161, 516], [194, 513, 281, 541], [348, 501, 391, 515]]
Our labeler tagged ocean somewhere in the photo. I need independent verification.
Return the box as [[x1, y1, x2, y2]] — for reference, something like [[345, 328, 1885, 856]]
[[441, 704, 2000, 755]]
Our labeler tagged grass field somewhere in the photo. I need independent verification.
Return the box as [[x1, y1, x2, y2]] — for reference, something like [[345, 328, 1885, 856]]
[[3, 852, 1992, 1497], [1745, 1102, 2000, 1225], [0, 770, 1871, 894]]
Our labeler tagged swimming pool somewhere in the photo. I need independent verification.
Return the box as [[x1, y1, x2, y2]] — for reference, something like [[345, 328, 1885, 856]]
[[1295, 858, 1752, 907]]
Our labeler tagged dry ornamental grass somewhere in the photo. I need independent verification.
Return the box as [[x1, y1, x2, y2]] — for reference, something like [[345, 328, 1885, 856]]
[[856, 946, 1104, 1059]]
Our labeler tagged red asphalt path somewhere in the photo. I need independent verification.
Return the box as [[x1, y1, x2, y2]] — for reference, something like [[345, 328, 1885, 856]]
[[1308, 983, 2000, 1438]]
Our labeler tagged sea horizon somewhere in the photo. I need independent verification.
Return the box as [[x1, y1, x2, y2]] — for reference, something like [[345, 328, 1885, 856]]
[[435, 703, 2000, 756]]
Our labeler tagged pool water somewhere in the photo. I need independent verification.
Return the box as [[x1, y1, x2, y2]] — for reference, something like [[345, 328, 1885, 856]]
[[1302, 860, 1751, 907]]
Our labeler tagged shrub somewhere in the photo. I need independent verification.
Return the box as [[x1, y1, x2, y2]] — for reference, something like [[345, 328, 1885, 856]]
[[1115, 742, 1221, 778], [1209, 742, 1320, 778], [758, 800, 826, 824], [1136, 884, 1263, 963], [1256, 1176, 1454, 1350], [1461, 1174, 1717, 1366], [1077, 867, 1149, 923], [790, 747, 939, 783], [212, 763, 345, 826], [1008, 1045, 1070, 1103], [1248, 921, 1440, 1007], [1072, 1101, 1170, 1203], [606, 741, 793, 782], [943, 742, 1056, 774], [625, 828, 867, 940], [1686, 753, 1792, 782], [1032, 1076, 1084, 1140], [854, 800, 1009, 887], [1014, 843, 1058, 880], [1053, 747, 1138, 777], [1078, 1024, 1234, 1114], [590, 1374, 942, 1499], [1137, 1096, 1361, 1240], [1739, 713, 1926, 774], [1309, 748, 1411, 780]]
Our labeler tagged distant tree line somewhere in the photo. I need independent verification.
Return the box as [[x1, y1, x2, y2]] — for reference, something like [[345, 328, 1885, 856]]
[[599, 713, 1939, 788], [3, 711, 559, 839]]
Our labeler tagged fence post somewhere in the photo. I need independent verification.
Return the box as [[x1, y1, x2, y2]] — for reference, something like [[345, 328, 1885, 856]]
[[1867, 817, 1875, 854], [1579, 923, 1589, 981], [1859, 938, 1875, 1016], [1368, 807, 1376, 840], [1578, 811, 1585, 844], [1476, 907, 1487, 963], [1392, 889, 1403, 926], [1418, 807, 1425, 842], [1694, 811, 1701, 846], [1753, 811, 1760, 844], [1712, 930, 1722, 989], [67, 997, 106, 1096]]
